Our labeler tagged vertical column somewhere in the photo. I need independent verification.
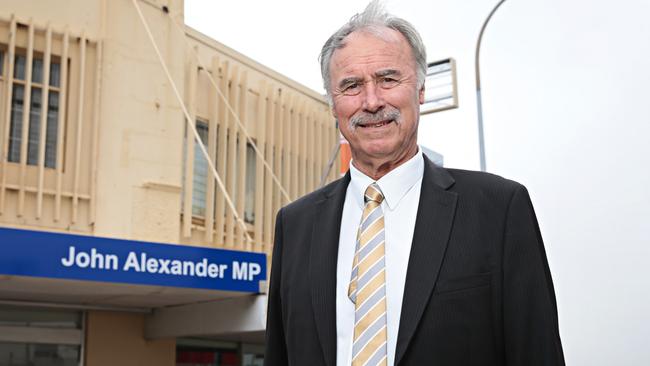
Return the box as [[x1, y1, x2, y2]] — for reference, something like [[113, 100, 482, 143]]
[[290, 99, 301, 200], [282, 93, 293, 206], [36, 25, 53, 219], [262, 84, 275, 253], [253, 81, 267, 252], [304, 106, 314, 194], [307, 103, 318, 192], [0, 16, 17, 214], [17, 20, 35, 217], [90, 40, 103, 225], [331, 118, 338, 181], [71, 33, 87, 224], [181, 55, 198, 238], [272, 91, 283, 232], [300, 102, 308, 197], [236, 70, 248, 250], [224, 64, 240, 248], [205, 56, 220, 244], [54, 29, 69, 222], [315, 111, 323, 189], [214, 60, 229, 246]]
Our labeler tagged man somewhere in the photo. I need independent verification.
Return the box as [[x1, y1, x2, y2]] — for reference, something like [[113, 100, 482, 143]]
[[265, 2, 565, 365]]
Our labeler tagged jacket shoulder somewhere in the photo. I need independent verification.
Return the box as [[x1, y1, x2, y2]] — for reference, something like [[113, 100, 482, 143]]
[[444, 168, 524, 191], [440, 168, 528, 206]]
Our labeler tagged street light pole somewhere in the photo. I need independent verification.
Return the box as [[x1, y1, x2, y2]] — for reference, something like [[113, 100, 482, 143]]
[[475, 0, 506, 172]]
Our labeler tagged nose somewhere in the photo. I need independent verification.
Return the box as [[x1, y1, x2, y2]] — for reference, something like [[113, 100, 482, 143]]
[[361, 82, 385, 113]]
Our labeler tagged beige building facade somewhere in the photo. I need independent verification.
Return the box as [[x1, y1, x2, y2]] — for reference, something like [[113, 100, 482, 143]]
[[0, 0, 339, 365]]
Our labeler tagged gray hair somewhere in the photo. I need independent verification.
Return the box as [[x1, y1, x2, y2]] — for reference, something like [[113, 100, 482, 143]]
[[319, 0, 427, 102]]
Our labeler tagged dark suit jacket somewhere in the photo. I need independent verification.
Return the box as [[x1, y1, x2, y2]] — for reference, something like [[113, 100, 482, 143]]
[[265, 157, 565, 365]]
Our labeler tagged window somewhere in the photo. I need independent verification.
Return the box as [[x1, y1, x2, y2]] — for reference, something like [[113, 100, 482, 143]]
[[244, 143, 256, 224], [191, 119, 210, 217], [0, 306, 82, 366], [176, 338, 239, 366], [6, 53, 61, 168], [0, 26, 99, 229]]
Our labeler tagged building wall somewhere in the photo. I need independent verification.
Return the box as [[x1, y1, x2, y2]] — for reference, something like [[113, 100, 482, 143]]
[[0, 0, 339, 364], [85, 311, 175, 366], [181, 28, 339, 256], [0, 0, 338, 253], [92, 0, 187, 245]]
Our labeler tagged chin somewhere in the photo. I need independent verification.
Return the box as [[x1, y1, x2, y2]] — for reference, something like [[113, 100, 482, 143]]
[[360, 144, 399, 160]]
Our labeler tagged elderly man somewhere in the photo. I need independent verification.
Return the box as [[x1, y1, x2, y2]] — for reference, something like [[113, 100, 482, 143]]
[[265, 2, 565, 365]]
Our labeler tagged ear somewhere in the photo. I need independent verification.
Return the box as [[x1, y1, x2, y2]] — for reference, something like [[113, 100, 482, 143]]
[[418, 83, 425, 105]]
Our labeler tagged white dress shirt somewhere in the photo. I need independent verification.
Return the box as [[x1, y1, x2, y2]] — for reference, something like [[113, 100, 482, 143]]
[[336, 150, 424, 366]]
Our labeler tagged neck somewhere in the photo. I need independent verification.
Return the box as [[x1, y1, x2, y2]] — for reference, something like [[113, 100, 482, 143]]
[[351, 144, 418, 180]]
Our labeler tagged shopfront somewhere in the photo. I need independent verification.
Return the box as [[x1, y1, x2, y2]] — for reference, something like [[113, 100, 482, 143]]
[[0, 227, 267, 366]]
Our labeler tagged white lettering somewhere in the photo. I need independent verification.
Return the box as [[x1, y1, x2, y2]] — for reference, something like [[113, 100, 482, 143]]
[[232, 261, 261, 281], [182, 261, 195, 276], [208, 263, 218, 278], [196, 259, 208, 277], [248, 263, 261, 281], [105, 254, 119, 270], [233, 261, 247, 280], [171, 260, 182, 275], [158, 259, 171, 274], [90, 248, 103, 268], [77, 252, 90, 268], [140, 253, 148, 271], [62, 246, 240, 280], [61, 246, 76, 267], [61, 246, 119, 270], [146, 257, 158, 273], [123, 252, 141, 272], [207, 263, 227, 279]]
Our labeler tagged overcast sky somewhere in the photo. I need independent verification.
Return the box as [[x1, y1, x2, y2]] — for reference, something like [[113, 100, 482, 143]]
[[186, 1, 650, 364]]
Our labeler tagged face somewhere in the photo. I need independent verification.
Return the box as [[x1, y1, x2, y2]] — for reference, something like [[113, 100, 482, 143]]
[[329, 28, 424, 173]]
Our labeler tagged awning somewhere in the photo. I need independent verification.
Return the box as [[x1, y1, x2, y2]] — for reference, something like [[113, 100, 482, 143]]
[[0, 226, 268, 339]]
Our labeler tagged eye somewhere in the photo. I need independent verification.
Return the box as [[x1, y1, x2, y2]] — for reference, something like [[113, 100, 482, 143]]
[[378, 76, 399, 88], [341, 81, 363, 96]]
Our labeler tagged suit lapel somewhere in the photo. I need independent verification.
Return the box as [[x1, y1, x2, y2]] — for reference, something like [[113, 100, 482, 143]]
[[395, 159, 458, 365], [310, 173, 350, 366]]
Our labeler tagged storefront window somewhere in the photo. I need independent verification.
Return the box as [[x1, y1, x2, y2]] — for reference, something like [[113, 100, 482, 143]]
[[176, 338, 264, 366], [242, 353, 264, 366], [0, 306, 82, 366], [0, 342, 80, 366], [176, 347, 238, 366]]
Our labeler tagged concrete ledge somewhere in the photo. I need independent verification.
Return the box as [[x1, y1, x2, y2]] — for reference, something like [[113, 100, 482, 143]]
[[144, 295, 267, 339]]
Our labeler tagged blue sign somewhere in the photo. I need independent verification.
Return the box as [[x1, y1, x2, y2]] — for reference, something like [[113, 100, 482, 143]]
[[0, 227, 266, 293]]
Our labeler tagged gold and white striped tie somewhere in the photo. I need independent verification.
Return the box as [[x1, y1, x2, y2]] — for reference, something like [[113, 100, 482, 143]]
[[348, 183, 387, 366]]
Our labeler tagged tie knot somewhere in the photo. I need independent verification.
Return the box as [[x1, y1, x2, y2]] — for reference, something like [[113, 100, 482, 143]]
[[364, 183, 384, 203]]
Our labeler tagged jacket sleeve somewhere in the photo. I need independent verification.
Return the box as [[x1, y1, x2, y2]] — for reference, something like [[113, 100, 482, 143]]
[[264, 208, 289, 365], [503, 185, 565, 365]]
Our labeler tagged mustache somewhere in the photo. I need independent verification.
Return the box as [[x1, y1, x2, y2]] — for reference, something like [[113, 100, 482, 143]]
[[350, 107, 401, 128]]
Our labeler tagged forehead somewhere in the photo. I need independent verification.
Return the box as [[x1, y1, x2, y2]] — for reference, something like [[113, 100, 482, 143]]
[[329, 28, 415, 81]]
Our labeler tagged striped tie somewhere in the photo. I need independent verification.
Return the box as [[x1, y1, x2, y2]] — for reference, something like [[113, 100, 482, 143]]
[[348, 183, 387, 366]]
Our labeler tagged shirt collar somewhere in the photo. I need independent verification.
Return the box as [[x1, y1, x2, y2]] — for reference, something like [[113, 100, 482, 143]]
[[349, 148, 424, 211]]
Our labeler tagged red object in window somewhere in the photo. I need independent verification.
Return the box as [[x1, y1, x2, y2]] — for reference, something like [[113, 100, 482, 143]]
[[221, 352, 239, 366], [176, 350, 215, 364]]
